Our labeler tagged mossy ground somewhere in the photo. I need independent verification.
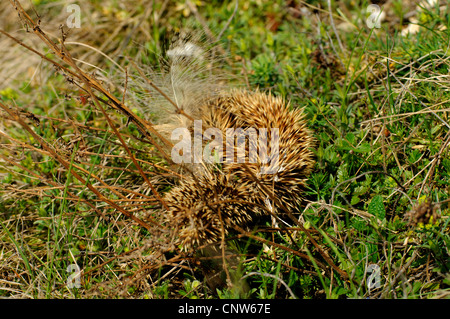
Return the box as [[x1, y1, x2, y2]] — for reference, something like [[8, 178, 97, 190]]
[[0, 0, 449, 299]]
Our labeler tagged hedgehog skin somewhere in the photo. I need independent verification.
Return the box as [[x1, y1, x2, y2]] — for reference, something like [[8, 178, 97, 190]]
[[164, 168, 261, 250], [164, 90, 315, 249], [201, 90, 315, 213]]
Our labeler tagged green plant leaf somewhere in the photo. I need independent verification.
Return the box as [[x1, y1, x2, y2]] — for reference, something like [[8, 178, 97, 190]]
[[368, 195, 385, 220]]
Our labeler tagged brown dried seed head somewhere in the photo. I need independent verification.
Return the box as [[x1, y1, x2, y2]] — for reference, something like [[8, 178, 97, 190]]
[[405, 198, 440, 227]]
